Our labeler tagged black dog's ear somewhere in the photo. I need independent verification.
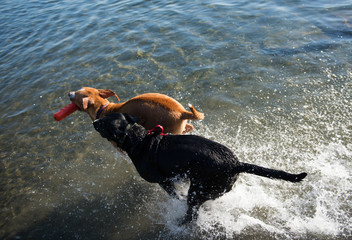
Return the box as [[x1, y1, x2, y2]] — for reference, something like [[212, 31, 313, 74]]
[[123, 114, 139, 124]]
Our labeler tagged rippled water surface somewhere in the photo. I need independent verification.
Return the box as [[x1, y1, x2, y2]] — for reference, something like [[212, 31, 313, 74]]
[[1, 0, 351, 239]]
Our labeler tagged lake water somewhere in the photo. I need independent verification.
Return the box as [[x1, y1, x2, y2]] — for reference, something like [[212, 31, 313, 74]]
[[1, 0, 351, 239]]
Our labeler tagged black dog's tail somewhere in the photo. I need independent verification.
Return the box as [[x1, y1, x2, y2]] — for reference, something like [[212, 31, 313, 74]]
[[236, 162, 307, 182]]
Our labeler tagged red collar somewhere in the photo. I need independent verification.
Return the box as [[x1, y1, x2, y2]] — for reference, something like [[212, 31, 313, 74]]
[[147, 125, 167, 136], [96, 103, 109, 120]]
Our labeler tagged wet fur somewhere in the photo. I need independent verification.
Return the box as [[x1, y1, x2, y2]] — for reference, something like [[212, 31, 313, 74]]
[[93, 113, 307, 224]]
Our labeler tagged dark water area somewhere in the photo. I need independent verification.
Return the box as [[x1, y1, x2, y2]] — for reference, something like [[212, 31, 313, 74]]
[[1, 0, 351, 239]]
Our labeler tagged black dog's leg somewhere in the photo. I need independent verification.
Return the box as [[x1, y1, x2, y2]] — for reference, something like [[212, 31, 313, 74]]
[[180, 179, 236, 225], [181, 205, 199, 224], [159, 179, 178, 199], [179, 181, 207, 224]]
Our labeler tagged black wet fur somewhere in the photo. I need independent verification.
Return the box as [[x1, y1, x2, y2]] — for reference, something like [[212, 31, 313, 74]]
[[93, 113, 307, 224]]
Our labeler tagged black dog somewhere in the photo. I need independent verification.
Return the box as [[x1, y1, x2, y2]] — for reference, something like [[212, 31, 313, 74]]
[[93, 113, 307, 223]]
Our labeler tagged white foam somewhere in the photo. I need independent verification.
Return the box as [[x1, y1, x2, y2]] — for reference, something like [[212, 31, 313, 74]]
[[313, 143, 351, 178], [286, 202, 339, 235]]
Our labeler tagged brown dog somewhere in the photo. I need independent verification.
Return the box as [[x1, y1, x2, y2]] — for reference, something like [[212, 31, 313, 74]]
[[69, 87, 204, 134]]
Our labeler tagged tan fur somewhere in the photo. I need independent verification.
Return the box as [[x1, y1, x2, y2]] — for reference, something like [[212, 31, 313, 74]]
[[69, 87, 204, 134]]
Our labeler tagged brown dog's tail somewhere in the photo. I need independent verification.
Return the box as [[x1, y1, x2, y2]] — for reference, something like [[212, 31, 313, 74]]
[[181, 104, 204, 120]]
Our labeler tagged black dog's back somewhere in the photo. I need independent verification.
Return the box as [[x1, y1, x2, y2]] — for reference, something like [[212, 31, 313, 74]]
[[155, 134, 239, 177], [156, 134, 306, 182]]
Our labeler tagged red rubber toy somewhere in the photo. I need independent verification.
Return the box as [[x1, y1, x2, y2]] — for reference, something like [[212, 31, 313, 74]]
[[54, 102, 79, 121]]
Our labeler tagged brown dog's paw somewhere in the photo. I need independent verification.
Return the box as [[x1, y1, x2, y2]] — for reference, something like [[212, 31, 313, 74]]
[[183, 123, 194, 134]]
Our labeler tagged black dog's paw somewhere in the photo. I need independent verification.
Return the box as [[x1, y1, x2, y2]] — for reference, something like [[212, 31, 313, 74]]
[[178, 193, 187, 201]]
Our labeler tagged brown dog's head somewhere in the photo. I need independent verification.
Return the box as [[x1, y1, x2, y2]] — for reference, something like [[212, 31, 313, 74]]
[[68, 87, 120, 120]]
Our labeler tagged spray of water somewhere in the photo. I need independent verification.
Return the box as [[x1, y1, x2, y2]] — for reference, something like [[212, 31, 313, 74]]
[[149, 73, 352, 239]]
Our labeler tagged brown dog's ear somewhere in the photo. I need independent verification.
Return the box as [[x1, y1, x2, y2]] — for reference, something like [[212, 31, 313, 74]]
[[82, 97, 94, 110], [98, 89, 120, 102]]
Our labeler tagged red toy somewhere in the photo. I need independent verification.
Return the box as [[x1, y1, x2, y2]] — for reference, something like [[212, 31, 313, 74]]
[[54, 102, 79, 121]]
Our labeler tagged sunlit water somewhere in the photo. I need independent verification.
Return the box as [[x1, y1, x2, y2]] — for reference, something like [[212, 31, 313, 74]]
[[1, 0, 351, 239]]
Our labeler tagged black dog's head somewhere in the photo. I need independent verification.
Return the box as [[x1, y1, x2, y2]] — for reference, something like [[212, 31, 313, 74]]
[[93, 113, 139, 144]]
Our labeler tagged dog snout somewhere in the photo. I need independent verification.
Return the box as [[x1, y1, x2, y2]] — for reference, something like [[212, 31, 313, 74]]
[[93, 119, 102, 132], [93, 120, 113, 140], [68, 92, 75, 100]]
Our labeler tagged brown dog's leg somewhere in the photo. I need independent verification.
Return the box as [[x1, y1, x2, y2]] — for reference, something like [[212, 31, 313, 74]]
[[183, 123, 194, 134]]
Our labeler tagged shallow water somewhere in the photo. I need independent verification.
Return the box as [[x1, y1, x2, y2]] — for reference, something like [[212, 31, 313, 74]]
[[1, 0, 351, 239]]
